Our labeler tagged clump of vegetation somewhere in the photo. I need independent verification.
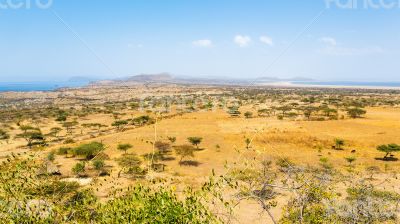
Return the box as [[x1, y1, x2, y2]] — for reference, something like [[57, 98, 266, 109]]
[[15, 126, 46, 148], [72, 162, 86, 176], [376, 144, 400, 160], [73, 142, 105, 160], [112, 120, 129, 131], [334, 138, 345, 150], [174, 145, 196, 165], [117, 143, 133, 154], [0, 129, 10, 142], [187, 137, 202, 149], [347, 107, 367, 118], [47, 151, 55, 161], [57, 147, 71, 157], [0, 154, 220, 223], [116, 154, 145, 177], [244, 111, 253, 118]]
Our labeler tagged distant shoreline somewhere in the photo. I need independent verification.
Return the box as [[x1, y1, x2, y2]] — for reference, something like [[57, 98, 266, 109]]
[[1, 80, 400, 92], [260, 81, 400, 90], [0, 81, 90, 92]]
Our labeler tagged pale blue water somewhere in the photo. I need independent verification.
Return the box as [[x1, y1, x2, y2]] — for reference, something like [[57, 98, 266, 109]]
[[0, 81, 89, 92], [292, 81, 400, 88]]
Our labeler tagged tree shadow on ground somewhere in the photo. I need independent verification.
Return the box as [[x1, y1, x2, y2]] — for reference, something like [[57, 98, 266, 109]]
[[179, 160, 201, 167], [375, 157, 399, 162], [161, 156, 175, 161]]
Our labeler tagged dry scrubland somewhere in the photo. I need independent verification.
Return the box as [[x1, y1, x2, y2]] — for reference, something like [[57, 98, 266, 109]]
[[1, 84, 400, 223]]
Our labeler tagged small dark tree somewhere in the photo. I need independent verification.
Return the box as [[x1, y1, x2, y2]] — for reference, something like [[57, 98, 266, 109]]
[[175, 145, 196, 165], [167, 136, 177, 144], [245, 138, 251, 149], [347, 107, 366, 118], [63, 121, 79, 135], [155, 141, 171, 158], [112, 120, 129, 131], [187, 137, 202, 149], [0, 129, 10, 143], [244, 111, 253, 119], [377, 144, 400, 160], [49, 127, 62, 139], [334, 138, 345, 150], [16, 131, 46, 148], [117, 143, 133, 155]]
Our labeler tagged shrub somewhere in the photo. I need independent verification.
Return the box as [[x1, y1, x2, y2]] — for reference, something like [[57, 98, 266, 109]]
[[73, 142, 105, 160], [92, 159, 105, 170], [117, 143, 133, 154], [57, 147, 71, 156], [174, 145, 196, 164], [72, 162, 86, 176], [187, 137, 202, 149], [377, 144, 400, 159], [47, 151, 55, 161], [347, 107, 366, 118]]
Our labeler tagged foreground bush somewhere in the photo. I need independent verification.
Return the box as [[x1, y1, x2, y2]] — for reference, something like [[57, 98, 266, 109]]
[[0, 154, 220, 223]]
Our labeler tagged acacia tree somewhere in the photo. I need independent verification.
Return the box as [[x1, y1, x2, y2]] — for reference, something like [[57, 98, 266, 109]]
[[118, 143, 133, 155], [347, 107, 367, 118], [0, 129, 10, 143], [244, 111, 253, 119], [116, 154, 144, 178], [187, 137, 202, 149], [63, 121, 79, 135], [377, 144, 400, 160], [16, 130, 46, 148], [174, 145, 195, 165], [334, 138, 345, 150], [49, 127, 62, 140], [155, 141, 172, 159], [112, 120, 129, 131]]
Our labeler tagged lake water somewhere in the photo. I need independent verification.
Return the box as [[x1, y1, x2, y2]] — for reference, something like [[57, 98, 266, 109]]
[[0, 81, 89, 92], [292, 81, 400, 88]]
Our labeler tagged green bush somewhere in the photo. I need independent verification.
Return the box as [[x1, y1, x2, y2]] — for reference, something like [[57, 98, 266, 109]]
[[72, 162, 86, 176], [73, 142, 105, 160]]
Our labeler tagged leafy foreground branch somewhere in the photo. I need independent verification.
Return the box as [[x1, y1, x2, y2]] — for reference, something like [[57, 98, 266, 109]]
[[225, 157, 400, 224], [0, 154, 224, 223]]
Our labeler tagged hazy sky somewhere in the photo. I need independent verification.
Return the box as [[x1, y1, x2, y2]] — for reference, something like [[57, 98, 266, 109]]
[[0, 0, 399, 82]]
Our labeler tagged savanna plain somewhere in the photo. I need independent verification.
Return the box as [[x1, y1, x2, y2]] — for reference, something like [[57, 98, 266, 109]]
[[1, 83, 400, 223]]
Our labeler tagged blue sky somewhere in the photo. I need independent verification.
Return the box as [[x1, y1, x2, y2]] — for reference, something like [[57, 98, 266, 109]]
[[0, 0, 399, 82]]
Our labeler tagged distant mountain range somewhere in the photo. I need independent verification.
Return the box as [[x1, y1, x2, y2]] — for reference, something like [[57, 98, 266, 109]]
[[93, 73, 314, 86]]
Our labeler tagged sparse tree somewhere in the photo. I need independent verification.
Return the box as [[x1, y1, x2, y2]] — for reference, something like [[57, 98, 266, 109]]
[[187, 137, 202, 149], [16, 131, 46, 148], [347, 107, 366, 119], [245, 138, 251, 149], [377, 144, 400, 160], [72, 162, 86, 177], [0, 129, 10, 143], [174, 145, 195, 165], [345, 156, 356, 166], [334, 138, 345, 150], [63, 121, 79, 135], [167, 136, 177, 144], [244, 111, 253, 119], [112, 120, 129, 131], [118, 143, 133, 155]]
